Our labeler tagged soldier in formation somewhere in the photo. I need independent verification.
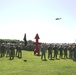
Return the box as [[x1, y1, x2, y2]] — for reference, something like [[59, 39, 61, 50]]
[[6, 45, 10, 57], [40, 44, 47, 60], [73, 45, 76, 61], [53, 45, 58, 59], [69, 45, 73, 59], [1, 42, 76, 61], [9, 45, 15, 60], [64, 46, 68, 59], [0, 44, 6, 57], [47, 44, 53, 59], [59, 45, 63, 58], [0, 43, 23, 60]]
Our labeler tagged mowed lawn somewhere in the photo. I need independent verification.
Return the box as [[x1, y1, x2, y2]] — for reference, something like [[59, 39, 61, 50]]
[[0, 50, 76, 75]]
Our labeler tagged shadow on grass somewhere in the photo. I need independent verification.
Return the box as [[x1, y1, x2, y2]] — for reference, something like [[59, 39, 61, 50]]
[[6, 56, 9, 57], [34, 54, 41, 56], [24, 60, 27, 62], [49, 59, 54, 60], [73, 59, 76, 62], [18, 57, 22, 59], [9, 59, 14, 60], [61, 58, 68, 60], [56, 58, 60, 60], [42, 59, 47, 61], [51, 58, 60, 60]]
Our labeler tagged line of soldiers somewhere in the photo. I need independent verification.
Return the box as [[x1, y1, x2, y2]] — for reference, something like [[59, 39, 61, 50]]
[[40, 44, 76, 61], [0, 43, 22, 60]]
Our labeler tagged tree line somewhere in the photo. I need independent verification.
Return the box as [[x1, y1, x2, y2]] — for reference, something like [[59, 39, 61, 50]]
[[0, 39, 34, 44], [0, 39, 24, 43]]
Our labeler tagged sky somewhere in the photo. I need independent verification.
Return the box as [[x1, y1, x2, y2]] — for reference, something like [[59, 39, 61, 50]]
[[0, 0, 76, 43]]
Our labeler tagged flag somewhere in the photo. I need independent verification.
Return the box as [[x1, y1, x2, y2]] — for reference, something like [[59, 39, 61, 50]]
[[23, 33, 27, 46]]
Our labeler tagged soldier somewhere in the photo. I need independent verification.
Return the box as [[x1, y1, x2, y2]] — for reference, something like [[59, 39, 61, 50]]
[[0, 44, 6, 57], [15, 45, 18, 57], [0, 44, 1, 57], [47, 44, 53, 59], [6, 45, 10, 57], [69, 45, 73, 59], [40, 44, 47, 60], [73, 45, 76, 61], [53, 45, 58, 59], [17, 45, 22, 58], [9, 45, 15, 60], [64, 46, 68, 59], [59, 45, 63, 58]]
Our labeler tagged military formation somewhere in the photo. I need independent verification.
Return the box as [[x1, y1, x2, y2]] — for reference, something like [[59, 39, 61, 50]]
[[0, 42, 76, 61], [0, 43, 22, 60], [40, 43, 76, 61]]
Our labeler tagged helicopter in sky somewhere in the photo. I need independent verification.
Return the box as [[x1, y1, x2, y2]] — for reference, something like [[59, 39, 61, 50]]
[[55, 17, 62, 20]]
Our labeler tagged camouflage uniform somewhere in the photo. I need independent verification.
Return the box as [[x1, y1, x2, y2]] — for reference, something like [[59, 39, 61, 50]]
[[9, 45, 15, 60], [73, 45, 76, 60], [0, 44, 1, 57], [41, 44, 47, 60], [0, 44, 6, 57], [6, 45, 10, 57], [59, 45, 63, 58], [69, 45, 73, 59], [64, 46, 68, 59], [47, 44, 53, 59], [16, 45, 18, 57], [17, 46, 22, 58], [53, 45, 58, 59]]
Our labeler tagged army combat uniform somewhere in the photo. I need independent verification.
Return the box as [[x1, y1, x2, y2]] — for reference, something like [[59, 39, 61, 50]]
[[17, 46, 22, 58], [73, 45, 76, 61], [64, 46, 68, 59], [41, 44, 47, 60], [0, 44, 6, 57], [48, 44, 53, 59], [53, 45, 58, 59], [69, 45, 73, 59], [59, 45, 63, 58], [9, 45, 15, 60]]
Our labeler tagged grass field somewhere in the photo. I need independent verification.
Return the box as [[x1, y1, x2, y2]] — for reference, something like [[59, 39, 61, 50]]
[[0, 50, 76, 75]]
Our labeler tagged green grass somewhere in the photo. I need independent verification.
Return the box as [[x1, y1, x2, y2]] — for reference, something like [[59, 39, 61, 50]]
[[0, 50, 76, 75]]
